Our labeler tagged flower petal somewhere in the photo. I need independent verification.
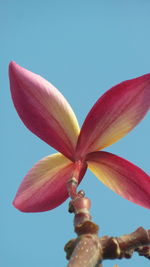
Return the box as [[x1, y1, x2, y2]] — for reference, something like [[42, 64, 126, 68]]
[[86, 151, 150, 209], [76, 74, 150, 158], [13, 153, 87, 212], [9, 62, 80, 160]]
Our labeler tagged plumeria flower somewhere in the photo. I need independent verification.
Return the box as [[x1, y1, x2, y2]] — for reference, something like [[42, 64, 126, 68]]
[[9, 62, 150, 212]]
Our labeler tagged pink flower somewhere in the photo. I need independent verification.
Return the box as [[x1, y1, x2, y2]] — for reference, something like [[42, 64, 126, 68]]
[[9, 62, 150, 212]]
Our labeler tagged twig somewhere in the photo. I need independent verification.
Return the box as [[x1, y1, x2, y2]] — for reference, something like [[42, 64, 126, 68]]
[[65, 224, 150, 265], [65, 172, 150, 266]]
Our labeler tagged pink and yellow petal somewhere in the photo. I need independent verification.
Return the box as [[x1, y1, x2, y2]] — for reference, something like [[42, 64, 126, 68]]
[[76, 74, 150, 159], [9, 62, 80, 160], [86, 151, 150, 209], [13, 153, 87, 212]]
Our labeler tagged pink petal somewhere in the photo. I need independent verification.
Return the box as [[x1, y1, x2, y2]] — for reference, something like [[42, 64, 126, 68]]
[[86, 151, 150, 209], [13, 153, 87, 212], [76, 74, 150, 159], [9, 62, 80, 160]]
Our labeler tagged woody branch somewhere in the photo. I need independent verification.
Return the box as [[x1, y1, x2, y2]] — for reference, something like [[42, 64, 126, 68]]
[[65, 173, 150, 267]]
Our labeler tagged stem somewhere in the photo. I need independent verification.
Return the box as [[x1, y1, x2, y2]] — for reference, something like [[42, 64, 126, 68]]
[[66, 166, 101, 266], [65, 171, 150, 266], [67, 161, 92, 228]]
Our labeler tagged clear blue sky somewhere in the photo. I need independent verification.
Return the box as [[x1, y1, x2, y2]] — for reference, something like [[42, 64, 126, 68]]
[[0, 1, 150, 267]]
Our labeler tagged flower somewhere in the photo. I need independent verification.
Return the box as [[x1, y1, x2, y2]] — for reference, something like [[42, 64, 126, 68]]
[[9, 62, 150, 212]]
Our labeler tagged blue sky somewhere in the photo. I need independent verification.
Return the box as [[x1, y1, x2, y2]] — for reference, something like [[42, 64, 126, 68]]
[[0, 1, 150, 266]]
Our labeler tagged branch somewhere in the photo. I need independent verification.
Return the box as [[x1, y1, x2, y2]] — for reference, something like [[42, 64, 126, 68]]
[[65, 226, 150, 266], [65, 173, 150, 266], [101, 227, 150, 260]]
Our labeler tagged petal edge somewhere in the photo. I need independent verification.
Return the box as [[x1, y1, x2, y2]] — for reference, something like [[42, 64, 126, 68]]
[[87, 151, 150, 209], [76, 74, 150, 158], [9, 62, 80, 160], [13, 153, 87, 212]]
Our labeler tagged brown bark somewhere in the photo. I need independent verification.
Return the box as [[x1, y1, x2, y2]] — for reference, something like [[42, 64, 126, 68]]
[[65, 177, 150, 266], [65, 225, 150, 266]]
